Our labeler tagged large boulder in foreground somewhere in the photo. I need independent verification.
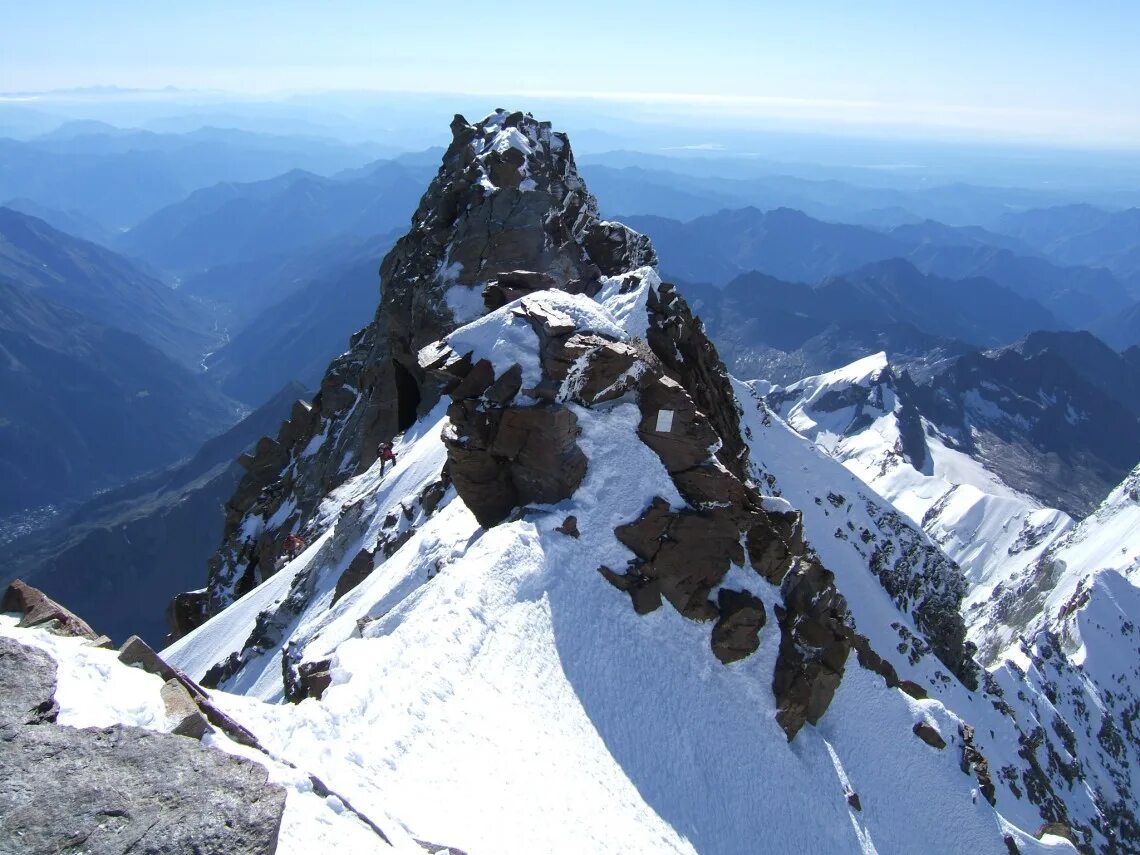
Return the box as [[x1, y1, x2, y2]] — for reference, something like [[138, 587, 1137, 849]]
[[0, 723, 286, 855], [0, 634, 287, 854]]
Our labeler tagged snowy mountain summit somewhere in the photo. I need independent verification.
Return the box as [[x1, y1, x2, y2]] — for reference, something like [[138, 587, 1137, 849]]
[[8, 110, 1131, 853]]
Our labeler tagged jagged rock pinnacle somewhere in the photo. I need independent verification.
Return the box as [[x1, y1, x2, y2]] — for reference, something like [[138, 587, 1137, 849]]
[[186, 109, 656, 625]]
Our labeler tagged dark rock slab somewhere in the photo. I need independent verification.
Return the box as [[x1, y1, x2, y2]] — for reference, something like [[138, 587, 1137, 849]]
[[772, 560, 852, 740], [710, 589, 767, 664], [0, 637, 58, 729], [0, 723, 285, 854], [913, 720, 947, 749], [2, 579, 99, 641]]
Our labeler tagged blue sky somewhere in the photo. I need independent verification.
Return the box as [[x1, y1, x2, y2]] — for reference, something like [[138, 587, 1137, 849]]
[[4, 0, 1139, 145]]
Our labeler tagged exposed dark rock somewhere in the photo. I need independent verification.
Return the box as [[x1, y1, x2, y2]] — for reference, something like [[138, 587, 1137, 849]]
[[0, 637, 59, 729], [430, 333, 590, 527], [772, 560, 852, 740], [614, 497, 741, 620], [746, 511, 803, 585], [960, 723, 997, 806], [417, 839, 470, 855], [0, 723, 286, 854], [846, 791, 862, 812], [710, 589, 767, 664], [333, 547, 377, 605], [556, 516, 580, 538], [2, 579, 100, 641], [598, 566, 662, 615], [913, 720, 947, 750], [119, 634, 177, 681], [167, 588, 209, 642]]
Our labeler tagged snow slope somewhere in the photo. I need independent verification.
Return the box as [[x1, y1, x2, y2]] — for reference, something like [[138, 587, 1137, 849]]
[[765, 353, 1074, 658], [758, 353, 1140, 848], [163, 287, 1071, 854]]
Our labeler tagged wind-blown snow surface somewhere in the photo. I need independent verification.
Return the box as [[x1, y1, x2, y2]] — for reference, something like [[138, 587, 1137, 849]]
[[162, 289, 1068, 854], [765, 353, 1074, 657]]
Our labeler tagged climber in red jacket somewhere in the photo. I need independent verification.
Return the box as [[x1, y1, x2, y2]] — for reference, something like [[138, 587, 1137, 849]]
[[378, 441, 396, 475], [284, 534, 306, 560]]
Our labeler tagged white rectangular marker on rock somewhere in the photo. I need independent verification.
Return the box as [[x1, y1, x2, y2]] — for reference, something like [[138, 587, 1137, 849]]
[[655, 409, 674, 432]]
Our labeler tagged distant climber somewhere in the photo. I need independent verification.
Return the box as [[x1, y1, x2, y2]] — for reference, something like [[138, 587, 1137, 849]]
[[378, 441, 396, 475], [284, 534, 306, 560]]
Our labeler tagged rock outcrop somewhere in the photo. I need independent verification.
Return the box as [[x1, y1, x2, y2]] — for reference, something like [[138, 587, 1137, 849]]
[[184, 109, 977, 747], [191, 109, 655, 623], [3, 579, 102, 642], [0, 635, 286, 855]]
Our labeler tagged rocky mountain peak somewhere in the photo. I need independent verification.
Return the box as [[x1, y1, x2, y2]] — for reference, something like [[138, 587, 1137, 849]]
[[183, 110, 658, 624]]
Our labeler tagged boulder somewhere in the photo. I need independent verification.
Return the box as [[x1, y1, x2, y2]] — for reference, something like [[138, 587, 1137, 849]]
[[598, 566, 663, 615], [772, 560, 852, 740], [333, 547, 377, 605], [710, 589, 767, 664], [2, 580, 100, 641], [119, 634, 176, 682], [0, 723, 286, 854], [0, 637, 58, 729], [913, 720, 947, 750], [161, 678, 212, 739], [614, 497, 742, 620], [555, 516, 580, 538]]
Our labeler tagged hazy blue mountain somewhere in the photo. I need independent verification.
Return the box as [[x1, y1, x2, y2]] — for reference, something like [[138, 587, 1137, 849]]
[[628, 205, 1129, 329], [997, 204, 1140, 285], [0, 207, 219, 366], [887, 219, 1037, 254], [1008, 330, 1140, 420], [0, 279, 239, 515], [672, 258, 1050, 384], [581, 151, 1140, 225], [204, 232, 399, 406], [1090, 299, 1140, 352], [177, 231, 395, 332], [117, 159, 431, 276], [0, 125, 391, 229], [2, 381, 305, 645], [1, 196, 114, 245], [906, 242, 1133, 328], [909, 341, 1140, 517], [625, 207, 908, 284]]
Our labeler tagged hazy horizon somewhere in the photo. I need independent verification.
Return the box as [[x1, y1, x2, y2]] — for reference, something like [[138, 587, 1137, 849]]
[[4, 1, 1140, 150]]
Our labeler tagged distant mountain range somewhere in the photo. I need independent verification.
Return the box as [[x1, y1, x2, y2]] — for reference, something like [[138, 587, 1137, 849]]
[[2, 380, 304, 645], [0, 278, 238, 514], [997, 203, 1140, 285], [0, 207, 218, 366], [203, 232, 400, 406], [627, 206, 1140, 344], [678, 257, 1055, 384], [115, 159, 432, 275], [0, 124, 391, 229]]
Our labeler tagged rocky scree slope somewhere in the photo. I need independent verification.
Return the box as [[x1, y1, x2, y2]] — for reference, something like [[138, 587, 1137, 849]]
[[160, 111, 1103, 852]]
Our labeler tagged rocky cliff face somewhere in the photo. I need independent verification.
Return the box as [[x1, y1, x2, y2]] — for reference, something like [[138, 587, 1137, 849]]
[[191, 110, 655, 626], [175, 110, 966, 741]]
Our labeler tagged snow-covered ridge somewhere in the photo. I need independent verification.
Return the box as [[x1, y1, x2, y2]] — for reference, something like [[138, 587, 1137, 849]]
[[765, 352, 1075, 661], [160, 286, 1069, 853], [151, 109, 1132, 851]]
